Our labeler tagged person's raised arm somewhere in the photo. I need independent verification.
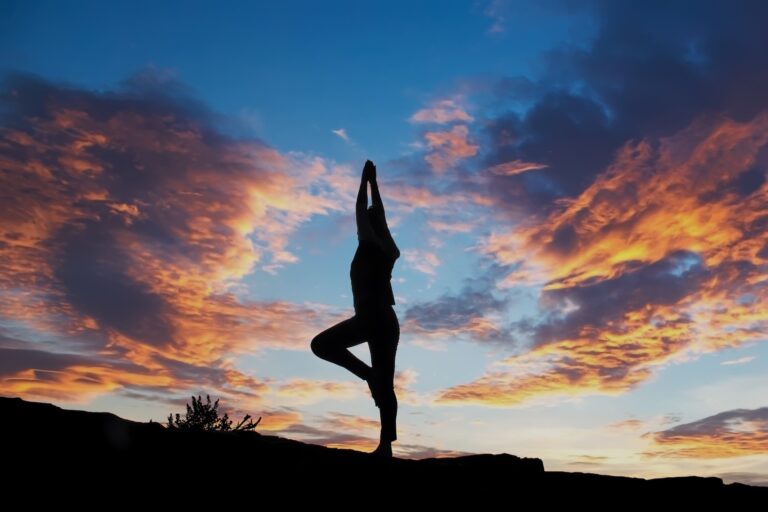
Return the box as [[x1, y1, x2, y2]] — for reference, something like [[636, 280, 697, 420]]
[[367, 163, 400, 260], [356, 162, 370, 209], [370, 179, 397, 238], [356, 161, 382, 244], [369, 166, 386, 215]]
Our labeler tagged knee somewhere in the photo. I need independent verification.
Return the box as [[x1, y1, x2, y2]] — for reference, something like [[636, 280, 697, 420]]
[[310, 334, 327, 358]]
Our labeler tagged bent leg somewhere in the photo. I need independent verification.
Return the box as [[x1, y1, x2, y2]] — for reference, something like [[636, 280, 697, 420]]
[[310, 315, 372, 381]]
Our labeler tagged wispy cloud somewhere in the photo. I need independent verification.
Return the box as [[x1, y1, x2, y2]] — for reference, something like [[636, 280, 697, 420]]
[[488, 160, 548, 176], [426, 220, 477, 233], [385, 183, 491, 215], [332, 128, 350, 142], [403, 248, 441, 276], [721, 356, 755, 366], [482, 0, 508, 34], [608, 419, 645, 431]]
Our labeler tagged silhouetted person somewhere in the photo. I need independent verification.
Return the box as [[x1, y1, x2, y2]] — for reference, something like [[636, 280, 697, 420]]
[[311, 159, 401, 458]]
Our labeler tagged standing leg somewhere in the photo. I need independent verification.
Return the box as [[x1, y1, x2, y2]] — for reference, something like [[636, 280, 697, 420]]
[[310, 315, 372, 382], [369, 309, 399, 453], [370, 340, 398, 443]]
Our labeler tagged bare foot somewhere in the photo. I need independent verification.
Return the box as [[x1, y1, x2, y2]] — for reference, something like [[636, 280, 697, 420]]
[[370, 441, 393, 459]]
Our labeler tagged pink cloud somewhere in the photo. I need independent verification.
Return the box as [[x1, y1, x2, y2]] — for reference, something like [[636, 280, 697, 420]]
[[423, 125, 479, 173], [409, 99, 473, 125]]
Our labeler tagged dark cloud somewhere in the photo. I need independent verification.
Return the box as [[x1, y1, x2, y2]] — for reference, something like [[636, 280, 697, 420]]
[[0, 68, 216, 134], [0, 347, 88, 376], [152, 354, 267, 398], [480, 0, 768, 217], [403, 261, 519, 345], [523, 250, 708, 346], [490, 91, 622, 197], [652, 407, 768, 439], [53, 221, 177, 347], [643, 406, 768, 459], [117, 390, 190, 408]]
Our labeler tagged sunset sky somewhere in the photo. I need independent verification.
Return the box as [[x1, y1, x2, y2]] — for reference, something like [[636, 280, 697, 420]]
[[1, 0, 767, 485]]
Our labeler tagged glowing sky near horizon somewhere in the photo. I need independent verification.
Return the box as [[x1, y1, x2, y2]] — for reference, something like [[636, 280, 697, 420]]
[[1, 0, 767, 486]]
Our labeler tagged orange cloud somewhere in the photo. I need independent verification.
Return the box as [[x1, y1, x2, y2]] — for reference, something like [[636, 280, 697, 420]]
[[0, 73, 352, 404], [483, 113, 768, 290], [437, 113, 768, 406], [320, 412, 380, 432], [250, 409, 303, 432], [1, 365, 173, 404], [273, 378, 359, 401]]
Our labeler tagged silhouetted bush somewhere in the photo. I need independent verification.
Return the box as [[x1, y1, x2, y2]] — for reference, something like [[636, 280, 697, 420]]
[[167, 394, 261, 432]]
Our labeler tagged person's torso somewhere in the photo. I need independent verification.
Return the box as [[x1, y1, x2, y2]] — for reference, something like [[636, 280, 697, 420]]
[[350, 239, 396, 311]]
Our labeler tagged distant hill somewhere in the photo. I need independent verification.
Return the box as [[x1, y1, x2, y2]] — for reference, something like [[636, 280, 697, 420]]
[[1, 396, 764, 502]]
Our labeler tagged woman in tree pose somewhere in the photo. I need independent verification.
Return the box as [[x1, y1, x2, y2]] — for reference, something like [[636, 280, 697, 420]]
[[310, 159, 401, 458]]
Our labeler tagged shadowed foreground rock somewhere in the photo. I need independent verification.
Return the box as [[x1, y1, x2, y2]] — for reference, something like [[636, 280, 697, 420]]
[[2, 396, 765, 501]]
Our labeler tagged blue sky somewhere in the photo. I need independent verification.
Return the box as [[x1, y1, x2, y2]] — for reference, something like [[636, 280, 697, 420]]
[[2, 0, 591, 158]]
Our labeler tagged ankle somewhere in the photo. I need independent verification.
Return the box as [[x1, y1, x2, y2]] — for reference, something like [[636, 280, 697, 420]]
[[372, 441, 393, 457]]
